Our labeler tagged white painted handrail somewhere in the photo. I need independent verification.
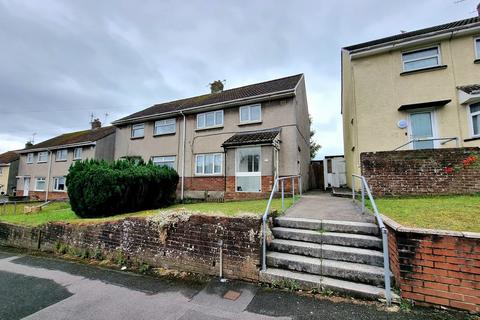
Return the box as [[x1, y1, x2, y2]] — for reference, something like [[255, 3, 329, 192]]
[[393, 137, 458, 151]]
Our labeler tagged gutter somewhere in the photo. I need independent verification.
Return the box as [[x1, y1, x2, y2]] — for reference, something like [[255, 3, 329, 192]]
[[18, 141, 97, 154], [112, 90, 296, 126], [45, 150, 53, 202]]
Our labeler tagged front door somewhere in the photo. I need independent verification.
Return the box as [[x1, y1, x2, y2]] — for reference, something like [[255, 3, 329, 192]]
[[236, 147, 261, 192], [410, 111, 435, 149], [23, 177, 30, 196]]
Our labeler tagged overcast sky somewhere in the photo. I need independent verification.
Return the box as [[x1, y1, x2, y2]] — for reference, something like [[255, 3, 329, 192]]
[[0, 0, 477, 158]]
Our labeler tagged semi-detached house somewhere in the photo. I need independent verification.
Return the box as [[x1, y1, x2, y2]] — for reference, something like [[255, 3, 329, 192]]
[[112, 74, 310, 200]]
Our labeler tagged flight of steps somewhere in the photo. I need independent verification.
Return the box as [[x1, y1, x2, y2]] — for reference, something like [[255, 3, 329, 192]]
[[260, 217, 395, 301]]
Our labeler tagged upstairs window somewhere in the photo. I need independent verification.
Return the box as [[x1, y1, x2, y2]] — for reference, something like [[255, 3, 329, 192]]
[[131, 123, 145, 138], [26, 153, 34, 164], [470, 103, 480, 137], [154, 118, 176, 135], [197, 110, 223, 129], [56, 149, 67, 161], [152, 156, 176, 169], [475, 38, 480, 59], [240, 104, 261, 123], [73, 148, 82, 160], [53, 177, 66, 191], [37, 151, 48, 163], [402, 46, 440, 72]]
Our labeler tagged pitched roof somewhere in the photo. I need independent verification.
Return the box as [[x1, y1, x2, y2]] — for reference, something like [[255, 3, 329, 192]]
[[344, 16, 480, 52], [222, 128, 281, 148], [457, 84, 480, 94], [0, 151, 19, 164], [20, 126, 116, 152], [114, 74, 303, 124]]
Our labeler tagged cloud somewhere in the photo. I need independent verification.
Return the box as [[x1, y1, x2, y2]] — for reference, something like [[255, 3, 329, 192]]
[[0, 0, 474, 155]]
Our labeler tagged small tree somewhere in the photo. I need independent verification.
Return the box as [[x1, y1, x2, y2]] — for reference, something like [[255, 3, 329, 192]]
[[309, 115, 321, 159]]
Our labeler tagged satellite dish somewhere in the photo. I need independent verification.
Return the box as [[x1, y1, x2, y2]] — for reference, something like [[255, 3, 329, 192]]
[[397, 119, 408, 129]]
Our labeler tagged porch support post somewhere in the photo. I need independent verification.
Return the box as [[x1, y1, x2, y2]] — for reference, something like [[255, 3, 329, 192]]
[[281, 179, 284, 211]]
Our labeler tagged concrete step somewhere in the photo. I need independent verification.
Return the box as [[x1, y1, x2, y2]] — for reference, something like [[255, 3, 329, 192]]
[[269, 239, 384, 266], [274, 217, 379, 235], [272, 227, 382, 249], [266, 251, 387, 286], [260, 268, 398, 302]]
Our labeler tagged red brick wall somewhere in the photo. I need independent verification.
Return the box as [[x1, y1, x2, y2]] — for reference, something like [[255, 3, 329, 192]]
[[17, 190, 68, 201], [386, 222, 480, 312], [0, 215, 261, 281], [182, 177, 225, 191], [361, 148, 480, 196]]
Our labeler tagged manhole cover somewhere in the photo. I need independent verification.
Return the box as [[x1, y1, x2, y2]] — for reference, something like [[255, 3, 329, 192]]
[[223, 290, 241, 301]]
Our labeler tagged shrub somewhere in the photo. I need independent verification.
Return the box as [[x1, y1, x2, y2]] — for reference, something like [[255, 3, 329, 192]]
[[66, 159, 179, 218]]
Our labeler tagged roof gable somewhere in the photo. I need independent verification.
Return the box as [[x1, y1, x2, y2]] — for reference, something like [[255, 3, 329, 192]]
[[0, 151, 19, 164]]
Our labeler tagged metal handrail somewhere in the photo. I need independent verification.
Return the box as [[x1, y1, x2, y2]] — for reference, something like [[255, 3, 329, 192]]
[[393, 137, 459, 151], [262, 175, 302, 272], [352, 174, 392, 306]]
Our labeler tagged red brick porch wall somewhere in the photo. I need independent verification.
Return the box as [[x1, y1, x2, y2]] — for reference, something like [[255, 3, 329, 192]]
[[17, 190, 68, 201]]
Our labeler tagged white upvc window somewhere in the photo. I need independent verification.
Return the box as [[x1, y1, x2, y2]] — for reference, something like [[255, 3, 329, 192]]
[[469, 103, 480, 137], [195, 153, 222, 175], [152, 156, 176, 169], [26, 153, 34, 164], [475, 37, 480, 60], [37, 151, 48, 163], [402, 46, 441, 72], [73, 147, 82, 160], [53, 177, 66, 191], [131, 123, 145, 138], [35, 177, 46, 191], [197, 110, 223, 129], [239, 104, 261, 123], [154, 118, 176, 135], [56, 149, 67, 161]]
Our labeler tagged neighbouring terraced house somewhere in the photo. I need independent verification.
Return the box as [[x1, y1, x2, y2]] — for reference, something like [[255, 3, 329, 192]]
[[112, 74, 310, 200], [0, 151, 20, 196], [16, 120, 116, 200], [342, 15, 480, 185]]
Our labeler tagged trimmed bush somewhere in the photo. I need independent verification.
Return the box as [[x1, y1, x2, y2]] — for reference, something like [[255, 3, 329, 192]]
[[66, 159, 179, 218]]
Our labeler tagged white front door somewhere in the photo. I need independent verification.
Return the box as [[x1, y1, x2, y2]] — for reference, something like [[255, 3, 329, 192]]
[[410, 111, 435, 149], [236, 147, 261, 192], [23, 177, 30, 196]]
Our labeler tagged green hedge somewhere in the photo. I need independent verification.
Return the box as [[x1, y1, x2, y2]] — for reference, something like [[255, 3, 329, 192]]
[[66, 159, 179, 218]]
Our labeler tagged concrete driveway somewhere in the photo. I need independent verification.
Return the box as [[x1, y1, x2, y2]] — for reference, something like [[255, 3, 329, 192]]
[[0, 248, 472, 320]]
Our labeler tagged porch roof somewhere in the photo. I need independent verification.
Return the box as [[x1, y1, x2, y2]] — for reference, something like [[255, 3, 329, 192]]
[[222, 128, 280, 148]]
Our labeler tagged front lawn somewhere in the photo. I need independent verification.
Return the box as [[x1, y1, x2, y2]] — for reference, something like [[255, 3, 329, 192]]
[[0, 197, 297, 226], [368, 195, 480, 233]]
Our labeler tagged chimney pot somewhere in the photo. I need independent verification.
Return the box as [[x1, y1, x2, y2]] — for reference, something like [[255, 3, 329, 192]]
[[25, 141, 33, 148], [91, 118, 102, 130], [210, 80, 224, 94]]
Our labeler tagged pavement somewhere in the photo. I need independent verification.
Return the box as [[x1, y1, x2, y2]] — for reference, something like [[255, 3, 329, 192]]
[[285, 191, 374, 223], [0, 247, 475, 320]]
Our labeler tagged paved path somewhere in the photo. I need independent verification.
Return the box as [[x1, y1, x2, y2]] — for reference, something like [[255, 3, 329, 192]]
[[0, 248, 471, 320], [285, 191, 374, 223]]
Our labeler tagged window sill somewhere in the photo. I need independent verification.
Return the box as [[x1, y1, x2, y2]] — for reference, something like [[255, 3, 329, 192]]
[[238, 121, 262, 126], [194, 174, 223, 177], [55, 160, 67, 162], [400, 65, 447, 76], [37, 162, 47, 164], [153, 132, 176, 138], [53, 190, 67, 193], [464, 136, 480, 142], [73, 158, 82, 161], [195, 125, 224, 132], [474, 59, 480, 64], [130, 136, 144, 140]]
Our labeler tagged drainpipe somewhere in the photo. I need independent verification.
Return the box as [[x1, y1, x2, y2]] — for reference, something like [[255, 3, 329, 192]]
[[180, 111, 186, 201], [45, 150, 53, 202]]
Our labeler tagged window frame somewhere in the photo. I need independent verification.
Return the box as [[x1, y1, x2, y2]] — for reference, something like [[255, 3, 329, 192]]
[[154, 118, 176, 136], [468, 102, 480, 138], [195, 153, 222, 176], [56, 149, 67, 162], [35, 177, 46, 191], [235, 146, 262, 193], [53, 176, 66, 192], [131, 123, 145, 138], [151, 156, 176, 169], [26, 153, 34, 164], [239, 104, 262, 124], [475, 37, 480, 60], [73, 147, 82, 160], [401, 45, 441, 72], [37, 151, 48, 163], [196, 110, 224, 129]]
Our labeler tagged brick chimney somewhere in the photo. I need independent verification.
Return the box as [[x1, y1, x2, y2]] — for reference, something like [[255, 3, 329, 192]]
[[210, 80, 224, 94], [25, 141, 33, 148], [91, 118, 102, 130]]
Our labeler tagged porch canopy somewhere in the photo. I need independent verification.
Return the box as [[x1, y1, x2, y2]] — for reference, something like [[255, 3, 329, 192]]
[[222, 128, 281, 148]]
